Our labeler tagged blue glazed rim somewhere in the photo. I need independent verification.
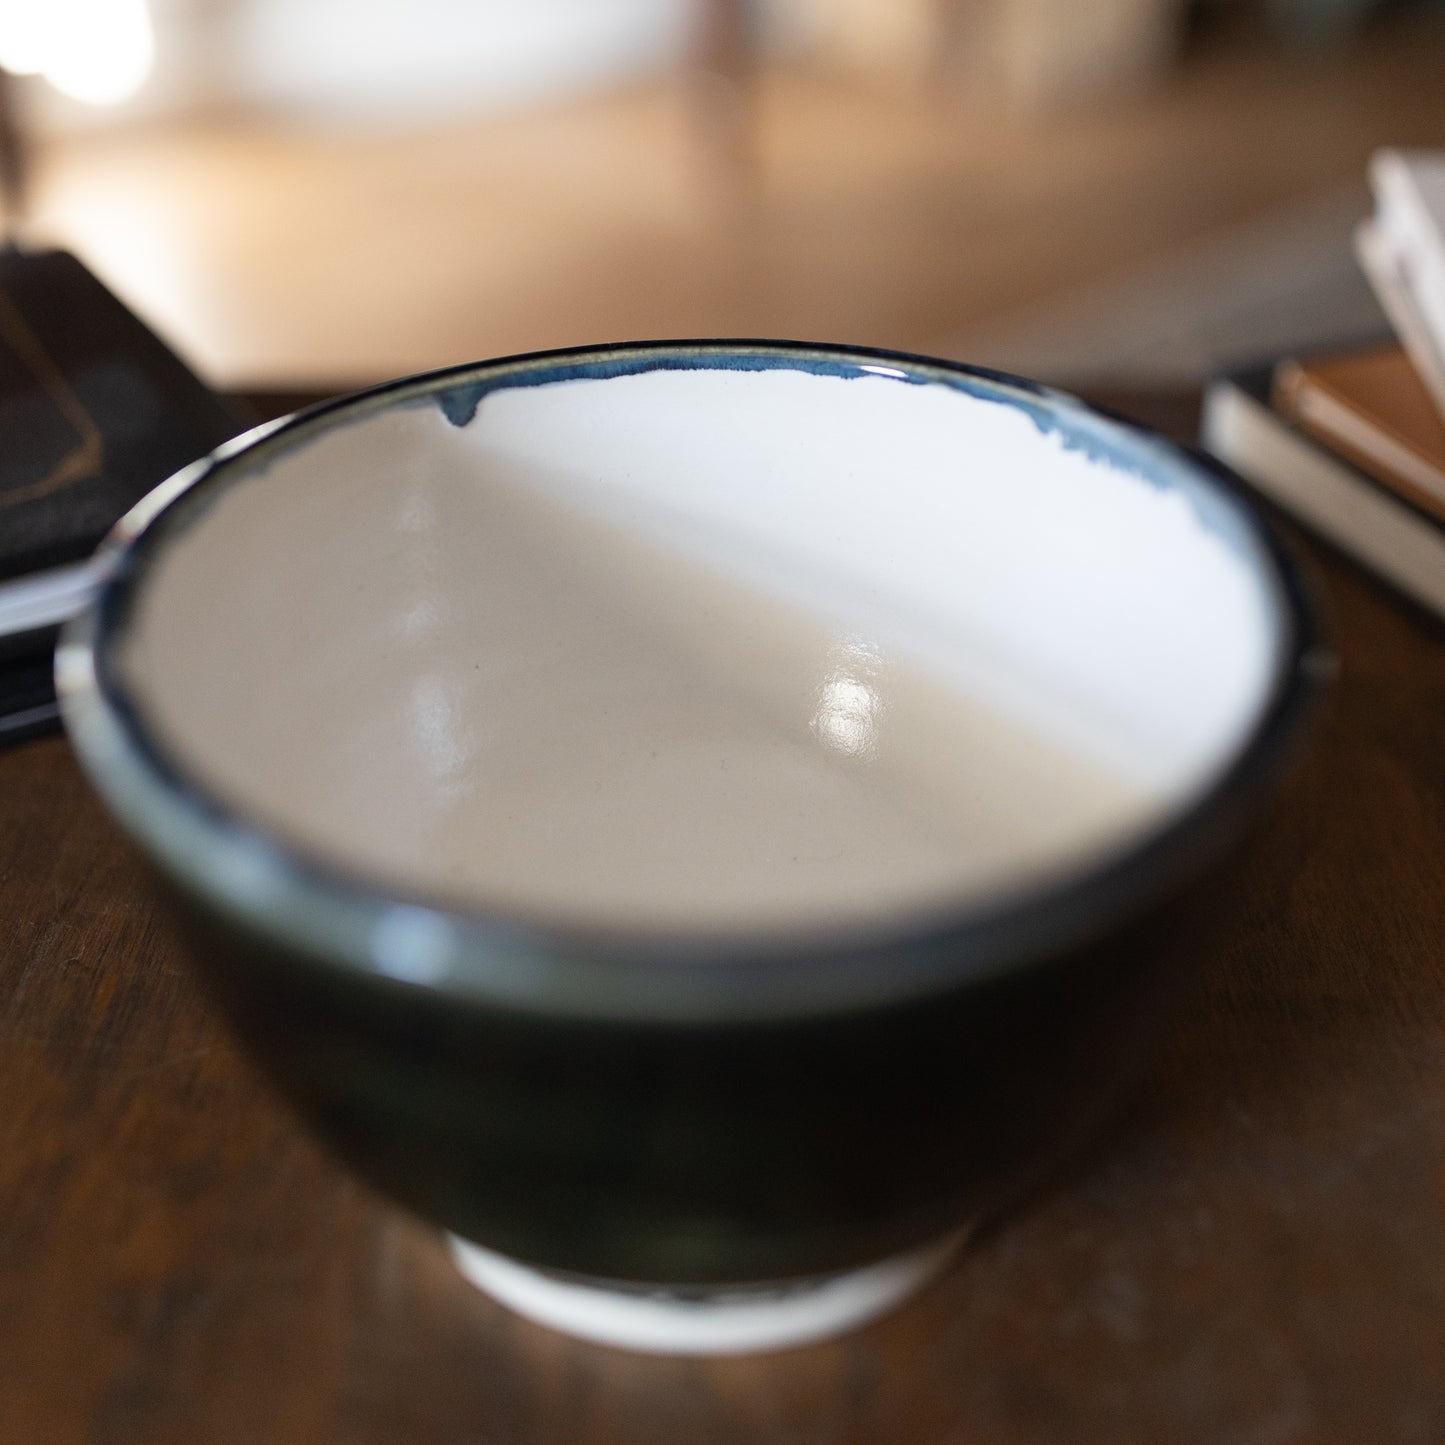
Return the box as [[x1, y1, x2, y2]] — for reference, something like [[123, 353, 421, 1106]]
[[58, 340, 1327, 1022]]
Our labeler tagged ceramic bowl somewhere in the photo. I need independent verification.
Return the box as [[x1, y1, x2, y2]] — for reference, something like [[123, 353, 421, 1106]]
[[58, 342, 1322, 1354]]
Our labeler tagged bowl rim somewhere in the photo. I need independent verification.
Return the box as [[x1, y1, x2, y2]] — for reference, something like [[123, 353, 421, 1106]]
[[56, 338, 1327, 1022]]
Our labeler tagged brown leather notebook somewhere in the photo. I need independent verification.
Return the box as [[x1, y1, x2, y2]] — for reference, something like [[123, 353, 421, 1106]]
[[1273, 344, 1445, 525]]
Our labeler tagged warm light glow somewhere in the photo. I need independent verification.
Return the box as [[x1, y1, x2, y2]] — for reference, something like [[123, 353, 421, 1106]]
[[0, 0, 155, 105]]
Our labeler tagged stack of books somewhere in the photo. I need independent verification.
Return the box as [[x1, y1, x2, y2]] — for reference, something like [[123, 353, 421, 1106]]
[[1202, 149, 1445, 620]]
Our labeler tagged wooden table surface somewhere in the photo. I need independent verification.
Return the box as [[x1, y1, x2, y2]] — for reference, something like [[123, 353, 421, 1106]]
[[4, 391, 1444, 1443]]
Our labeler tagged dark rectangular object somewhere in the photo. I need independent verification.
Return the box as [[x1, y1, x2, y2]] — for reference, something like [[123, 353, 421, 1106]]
[[0, 246, 248, 740]]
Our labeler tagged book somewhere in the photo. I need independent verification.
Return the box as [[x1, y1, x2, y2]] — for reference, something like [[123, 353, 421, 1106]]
[[1359, 150, 1445, 420], [0, 246, 247, 742], [1356, 217, 1445, 421], [1201, 359, 1445, 624], [1272, 343, 1445, 523]]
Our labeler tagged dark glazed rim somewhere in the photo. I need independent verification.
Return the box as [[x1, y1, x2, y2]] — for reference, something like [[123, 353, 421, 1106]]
[[57, 340, 1328, 1022]]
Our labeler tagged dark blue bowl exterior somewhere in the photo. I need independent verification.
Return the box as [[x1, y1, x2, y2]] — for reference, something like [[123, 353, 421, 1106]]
[[175, 855, 1244, 1284]]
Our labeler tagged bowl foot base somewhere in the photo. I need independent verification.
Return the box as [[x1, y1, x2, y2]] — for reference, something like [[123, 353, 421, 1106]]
[[447, 1227, 968, 1355]]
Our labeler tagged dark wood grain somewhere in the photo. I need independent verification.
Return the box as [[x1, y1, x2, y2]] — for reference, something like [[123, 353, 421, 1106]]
[[3, 390, 1444, 1443]]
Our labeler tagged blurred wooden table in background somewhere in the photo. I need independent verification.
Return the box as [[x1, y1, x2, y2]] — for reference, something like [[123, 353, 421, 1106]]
[[3, 391, 1444, 1443], [29, 15, 1445, 392]]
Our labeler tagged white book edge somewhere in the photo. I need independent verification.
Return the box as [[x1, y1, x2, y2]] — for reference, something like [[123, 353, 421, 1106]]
[[1369, 149, 1445, 392], [0, 557, 108, 640], [1355, 218, 1445, 423], [1201, 376, 1445, 624]]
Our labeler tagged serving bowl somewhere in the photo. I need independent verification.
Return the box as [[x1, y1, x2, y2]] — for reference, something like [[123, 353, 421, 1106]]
[[57, 342, 1322, 1354]]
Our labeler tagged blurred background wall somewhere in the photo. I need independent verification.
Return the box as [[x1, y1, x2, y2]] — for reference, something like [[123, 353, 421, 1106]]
[[4, 0, 1444, 390], [9, 0, 1203, 127]]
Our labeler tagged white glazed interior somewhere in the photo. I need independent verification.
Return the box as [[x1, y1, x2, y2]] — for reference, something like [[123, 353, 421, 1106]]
[[115, 362, 1281, 936], [437, 368, 1274, 784]]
